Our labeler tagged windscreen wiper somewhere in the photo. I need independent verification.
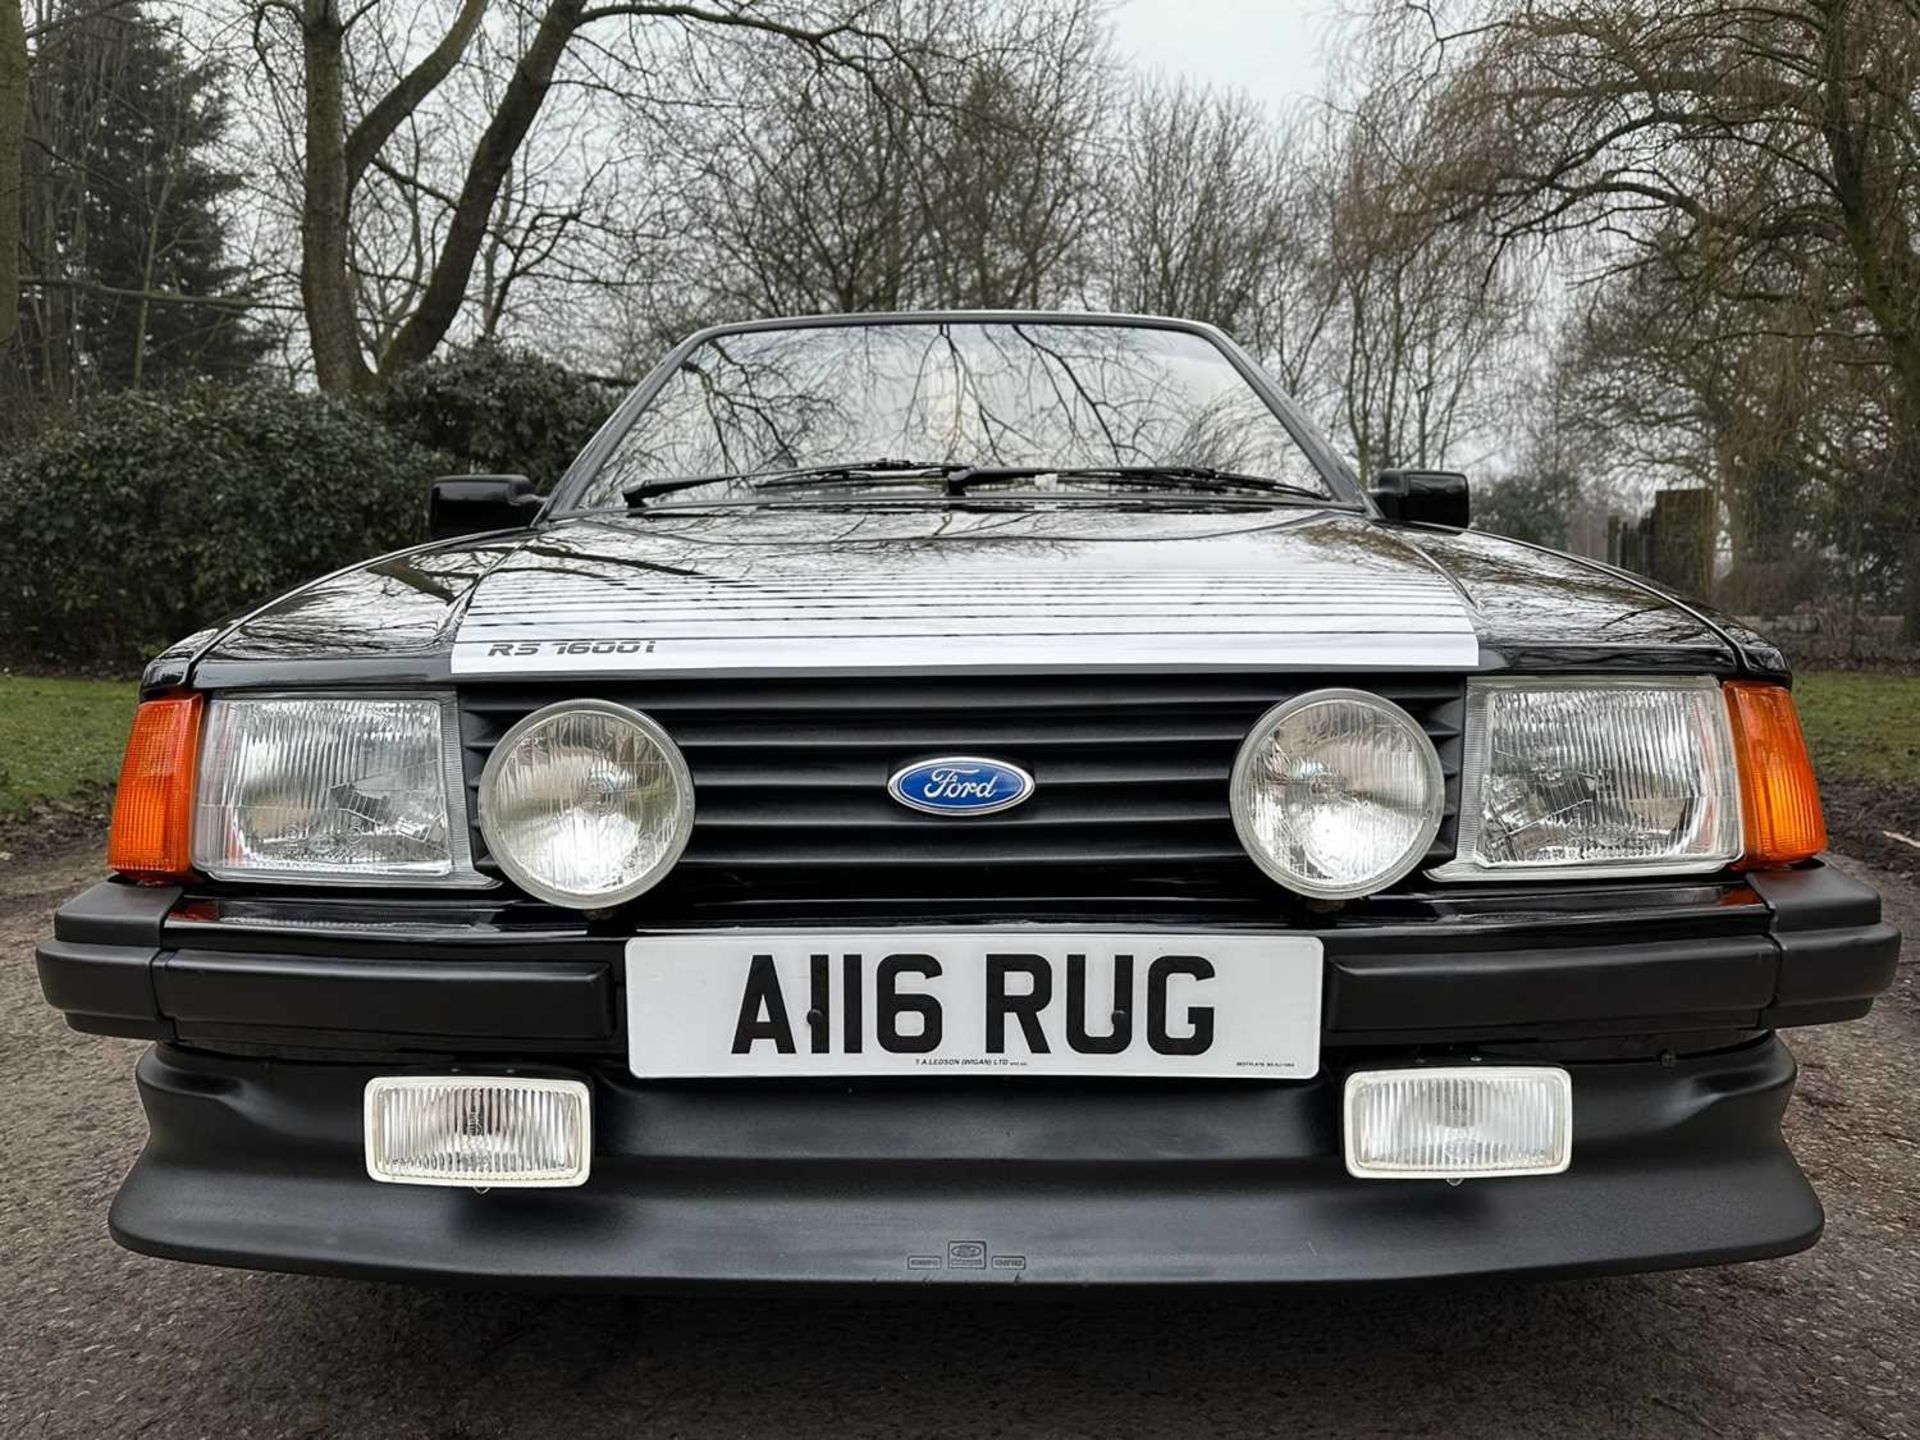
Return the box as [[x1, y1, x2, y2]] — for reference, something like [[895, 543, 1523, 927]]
[[624, 459, 967, 508], [943, 465, 1328, 501], [625, 460, 1328, 508], [748, 459, 972, 490]]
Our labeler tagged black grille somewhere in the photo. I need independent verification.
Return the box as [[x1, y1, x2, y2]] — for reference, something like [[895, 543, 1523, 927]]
[[459, 675, 1464, 912]]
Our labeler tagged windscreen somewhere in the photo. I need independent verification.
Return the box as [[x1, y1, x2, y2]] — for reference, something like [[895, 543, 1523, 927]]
[[571, 321, 1336, 506]]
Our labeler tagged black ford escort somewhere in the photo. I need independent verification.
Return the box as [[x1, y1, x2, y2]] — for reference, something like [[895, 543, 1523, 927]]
[[38, 312, 1899, 1287]]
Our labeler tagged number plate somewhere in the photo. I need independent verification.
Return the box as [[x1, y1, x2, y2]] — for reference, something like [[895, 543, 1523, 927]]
[[625, 933, 1323, 1079]]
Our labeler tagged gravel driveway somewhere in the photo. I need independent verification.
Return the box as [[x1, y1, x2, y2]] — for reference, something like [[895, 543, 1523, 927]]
[[2, 848, 1913, 1440]]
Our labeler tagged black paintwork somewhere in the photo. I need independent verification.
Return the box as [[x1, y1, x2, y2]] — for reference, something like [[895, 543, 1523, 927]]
[[428, 474, 542, 539], [73, 310, 1874, 1292], [144, 311, 1786, 694], [1368, 468, 1470, 527], [160, 506, 1781, 693], [40, 863, 1899, 1048]]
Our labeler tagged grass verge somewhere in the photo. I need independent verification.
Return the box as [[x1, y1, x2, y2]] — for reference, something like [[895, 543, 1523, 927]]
[[1794, 670, 1920, 876], [0, 676, 137, 851]]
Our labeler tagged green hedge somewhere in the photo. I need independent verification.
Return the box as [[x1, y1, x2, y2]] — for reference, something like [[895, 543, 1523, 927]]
[[373, 342, 618, 491], [0, 384, 447, 671]]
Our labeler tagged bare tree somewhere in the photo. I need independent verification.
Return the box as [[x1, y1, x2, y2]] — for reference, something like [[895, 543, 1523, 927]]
[[248, 0, 937, 393], [911, 0, 1109, 307], [0, 0, 25, 345], [662, 0, 1107, 326], [1376, 0, 1920, 629], [1102, 57, 1526, 482], [1563, 244, 1906, 616], [1313, 39, 1530, 480], [679, 61, 924, 316], [1102, 81, 1301, 356]]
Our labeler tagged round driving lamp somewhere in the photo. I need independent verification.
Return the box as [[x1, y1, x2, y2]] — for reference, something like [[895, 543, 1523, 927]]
[[1230, 689, 1444, 900], [478, 699, 694, 908]]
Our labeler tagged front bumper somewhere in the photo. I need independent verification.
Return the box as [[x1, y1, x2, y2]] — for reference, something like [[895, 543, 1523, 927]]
[[115, 1035, 1820, 1287], [40, 860, 1898, 1287], [36, 864, 1901, 1052]]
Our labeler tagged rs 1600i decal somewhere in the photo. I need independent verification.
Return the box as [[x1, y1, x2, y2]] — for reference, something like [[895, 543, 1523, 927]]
[[450, 566, 1478, 676]]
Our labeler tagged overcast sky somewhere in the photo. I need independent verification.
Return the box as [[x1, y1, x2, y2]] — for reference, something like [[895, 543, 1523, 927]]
[[1110, 0, 1337, 105]]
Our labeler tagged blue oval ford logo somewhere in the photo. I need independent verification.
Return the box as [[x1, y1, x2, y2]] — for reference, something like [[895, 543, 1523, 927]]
[[888, 756, 1034, 817]]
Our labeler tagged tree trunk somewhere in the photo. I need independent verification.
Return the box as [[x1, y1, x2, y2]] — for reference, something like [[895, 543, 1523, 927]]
[[299, 0, 374, 394], [0, 0, 27, 348], [131, 159, 178, 390], [1817, 4, 1920, 619], [381, 0, 584, 374], [1890, 375, 1920, 646], [1904, 531, 1920, 646]]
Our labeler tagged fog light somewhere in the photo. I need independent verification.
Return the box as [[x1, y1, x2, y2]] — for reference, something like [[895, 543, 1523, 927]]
[[364, 1076, 591, 1187], [1344, 1066, 1571, 1180]]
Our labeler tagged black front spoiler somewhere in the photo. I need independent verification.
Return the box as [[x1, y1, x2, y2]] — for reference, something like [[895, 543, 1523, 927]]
[[111, 1035, 1821, 1288]]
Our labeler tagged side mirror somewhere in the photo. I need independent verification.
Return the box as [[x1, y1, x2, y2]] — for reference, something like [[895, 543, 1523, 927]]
[[1369, 469, 1470, 529], [429, 475, 543, 540]]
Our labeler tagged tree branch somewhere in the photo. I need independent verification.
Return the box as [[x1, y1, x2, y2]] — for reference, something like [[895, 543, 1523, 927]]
[[22, 274, 300, 312], [342, 0, 488, 189]]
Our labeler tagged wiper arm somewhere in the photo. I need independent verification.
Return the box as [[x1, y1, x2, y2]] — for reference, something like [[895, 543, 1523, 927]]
[[625, 459, 967, 508], [623, 474, 748, 506], [944, 464, 1327, 500]]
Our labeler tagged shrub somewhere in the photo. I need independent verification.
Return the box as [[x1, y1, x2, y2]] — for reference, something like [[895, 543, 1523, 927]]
[[373, 342, 619, 491], [1471, 467, 1585, 550], [0, 383, 447, 670], [0, 392, 76, 460]]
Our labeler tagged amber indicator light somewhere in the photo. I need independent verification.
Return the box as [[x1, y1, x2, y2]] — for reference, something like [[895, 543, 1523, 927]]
[[107, 695, 204, 882], [1724, 682, 1826, 867]]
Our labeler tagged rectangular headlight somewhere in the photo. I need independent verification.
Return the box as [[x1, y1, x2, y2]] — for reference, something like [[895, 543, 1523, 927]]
[[1432, 676, 1741, 881], [192, 693, 484, 885]]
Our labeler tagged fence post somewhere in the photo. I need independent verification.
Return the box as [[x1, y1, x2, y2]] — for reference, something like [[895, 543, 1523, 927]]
[[1651, 489, 1714, 597]]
